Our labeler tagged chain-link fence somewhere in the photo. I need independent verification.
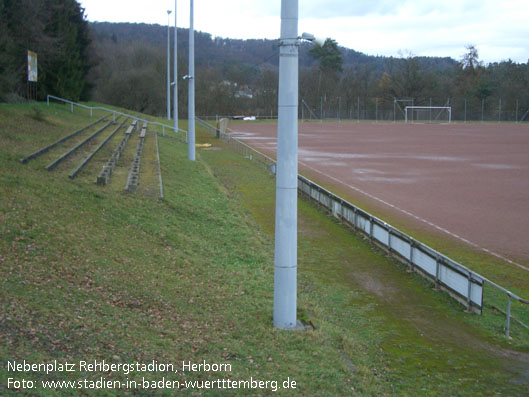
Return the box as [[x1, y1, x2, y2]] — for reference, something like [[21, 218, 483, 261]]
[[301, 96, 529, 122]]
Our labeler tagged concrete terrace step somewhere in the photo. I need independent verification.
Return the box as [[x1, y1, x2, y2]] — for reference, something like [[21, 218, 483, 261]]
[[125, 123, 148, 193], [45, 118, 119, 171], [69, 119, 127, 179], [96, 119, 137, 186]]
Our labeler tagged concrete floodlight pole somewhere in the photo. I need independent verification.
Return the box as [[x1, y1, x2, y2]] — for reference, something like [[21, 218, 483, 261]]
[[173, 0, 178, 131], [166, 10, 172, 121], [187, 0, 195, 161], [274, 0, 300, 330]]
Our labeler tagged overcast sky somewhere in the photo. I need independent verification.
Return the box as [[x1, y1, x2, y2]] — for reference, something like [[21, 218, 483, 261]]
[[78, 0, 529, 64]]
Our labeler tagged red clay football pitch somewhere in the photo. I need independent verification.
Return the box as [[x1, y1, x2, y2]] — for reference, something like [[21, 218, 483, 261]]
[[229, 121, 529, 270]]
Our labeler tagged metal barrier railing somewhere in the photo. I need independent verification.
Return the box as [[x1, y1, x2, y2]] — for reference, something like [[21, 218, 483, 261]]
[[197, 117, 529, 339], [46, 95, 187, 142]]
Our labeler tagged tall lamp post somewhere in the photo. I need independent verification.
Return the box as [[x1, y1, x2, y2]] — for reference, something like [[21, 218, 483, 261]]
[[273, 0, 300, 329], [166, 10, 172, 121], [273, 2, 321, 330], [173, 0, 178, 131], [187, 0, 195, 161]]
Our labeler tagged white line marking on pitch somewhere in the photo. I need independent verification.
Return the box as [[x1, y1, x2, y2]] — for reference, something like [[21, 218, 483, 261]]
[[299, 161, 529, 273]]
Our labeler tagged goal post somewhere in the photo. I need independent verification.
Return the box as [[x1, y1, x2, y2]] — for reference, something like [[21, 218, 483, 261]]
[[405, 106, 452, 124], [394, 98, 414, 122]]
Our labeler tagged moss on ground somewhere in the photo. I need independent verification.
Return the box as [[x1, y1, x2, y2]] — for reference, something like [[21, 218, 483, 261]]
[[197, 125, 529, 395], [1, 103, 527, 395]]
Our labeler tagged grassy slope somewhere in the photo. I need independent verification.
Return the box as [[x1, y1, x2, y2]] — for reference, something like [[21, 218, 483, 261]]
[[1, 103, 528, 395], [0, 103, 379, 395]]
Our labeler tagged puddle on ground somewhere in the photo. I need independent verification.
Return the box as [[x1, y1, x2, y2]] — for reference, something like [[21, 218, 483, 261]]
[[356, 176, 418, 184], [472, 163, 519, 170]]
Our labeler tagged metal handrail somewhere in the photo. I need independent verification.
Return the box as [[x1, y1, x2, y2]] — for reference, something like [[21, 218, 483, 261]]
[[46, 95, 188, 141]]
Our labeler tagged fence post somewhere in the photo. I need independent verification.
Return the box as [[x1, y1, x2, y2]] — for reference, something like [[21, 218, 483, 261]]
[[498, 98, 502, 122], [506, 293, 512, 338], [435, 256, 441, 290], [429, 97, 432, 123], [70, 103, 73, 113], [387, 226, 391, 255], [90, 108, 93, 118], [466, 271, 473, 312], [408, 239, 415, 272], [47, 95, 49, 106]]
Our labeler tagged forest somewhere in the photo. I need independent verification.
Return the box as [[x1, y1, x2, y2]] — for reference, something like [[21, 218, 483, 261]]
[[0, 0, 92, 102], [1, 2, 528, 122]]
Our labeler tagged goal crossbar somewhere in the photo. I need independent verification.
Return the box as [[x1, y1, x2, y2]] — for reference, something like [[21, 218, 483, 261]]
[[405, 106, 452, 123]]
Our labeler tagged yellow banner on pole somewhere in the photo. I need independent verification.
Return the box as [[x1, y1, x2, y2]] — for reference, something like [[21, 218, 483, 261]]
[[27, 50, 38, 82]]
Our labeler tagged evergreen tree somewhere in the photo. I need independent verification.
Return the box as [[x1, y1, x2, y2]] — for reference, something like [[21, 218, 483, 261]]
[[0, 1, 15, 97], [308, 38, 344, 98], [0, 0, 93, 102], [455, 45, 491, 101], [309, 38, 344, 75]]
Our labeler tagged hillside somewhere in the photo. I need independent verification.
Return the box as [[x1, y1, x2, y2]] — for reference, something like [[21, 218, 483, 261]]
[[89, 22, 457, 74], [2, 4, 527, 120], [87, 22, 528, 121]]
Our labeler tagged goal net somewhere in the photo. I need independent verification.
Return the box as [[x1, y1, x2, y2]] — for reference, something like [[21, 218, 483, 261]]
[[405, 106, 452, 124]]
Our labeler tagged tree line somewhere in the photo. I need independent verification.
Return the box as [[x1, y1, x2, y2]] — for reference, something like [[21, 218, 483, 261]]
[[1, 11, 528, 122], [87, 23, 529, 121]]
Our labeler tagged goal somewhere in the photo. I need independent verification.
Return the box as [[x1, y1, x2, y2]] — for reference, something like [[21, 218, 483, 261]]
[[405, 106, 452, 124]]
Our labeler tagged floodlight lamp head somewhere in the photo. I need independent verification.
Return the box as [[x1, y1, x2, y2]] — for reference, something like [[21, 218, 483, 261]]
[[300, 32, 315, 42], [300, 32, 326, 47], [314, 36, 326, 47], [167, 10, 172, 15]]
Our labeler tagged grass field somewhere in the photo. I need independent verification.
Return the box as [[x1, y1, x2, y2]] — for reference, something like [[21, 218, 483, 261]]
[[1, 102, 528, 395]]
